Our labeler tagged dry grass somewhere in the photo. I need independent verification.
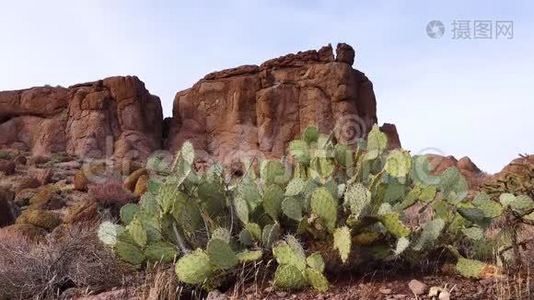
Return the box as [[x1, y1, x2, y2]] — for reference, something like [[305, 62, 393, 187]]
[[136, 264, 185, 300], [0, 222, 132, 299]]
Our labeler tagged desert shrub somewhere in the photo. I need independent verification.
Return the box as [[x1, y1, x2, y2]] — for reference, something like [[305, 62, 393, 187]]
[[0, 223, 131, 299], [89, 179, 135, 207], [98, 125, 533, 293]]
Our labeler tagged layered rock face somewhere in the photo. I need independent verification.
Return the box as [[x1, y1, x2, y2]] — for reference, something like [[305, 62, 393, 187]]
[[0, 76, 162, 161], [166, 43, 379, 164]]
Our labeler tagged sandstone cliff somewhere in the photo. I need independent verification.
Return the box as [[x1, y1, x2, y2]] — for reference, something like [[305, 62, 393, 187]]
[[0, 76, 162, 161], [166, 43, 380, 164]]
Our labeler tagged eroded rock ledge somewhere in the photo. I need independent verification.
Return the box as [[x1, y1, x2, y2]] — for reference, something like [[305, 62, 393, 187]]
[[166, 43, 380, 164], [0, 76, 162, 161]]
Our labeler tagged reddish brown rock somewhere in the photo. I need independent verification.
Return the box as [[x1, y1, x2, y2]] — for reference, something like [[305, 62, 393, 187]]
[[0, 187, 15, 227], [0, 76, 162, 161], [380, 123, 401, 149], [425, 154, 488, 189], [336, 42, 355, 65], [166, 43, 378, 165], [0, 159, 15, 175]]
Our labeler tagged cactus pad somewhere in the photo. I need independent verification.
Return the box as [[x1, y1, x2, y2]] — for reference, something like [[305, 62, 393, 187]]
[[381, 212, 410, 238], [272, 241, 306, 271], [305, 268, 329, 292], [175, 249, 212, 285], [413, 218, 445, 251], [285, 178, 306, 197], [262, 223, 281, 249], [128, 218, 148, 247], [98, 221, 124, 246], [263, 184, 284, 220], [120, 203, 139, 225], [289, 140, 311, 164], [207, 238, 238, 270], [311, 187, 338, 231], [236, 250, 263, 262], [333, 226, 351, 263], [273, 264, 307, 290], [306, 252, 325, 273], [344, 182, 371, 220], [145, 241, 178, 262], [282, 197, 303, 221], [384, 149, 412, 178], [115, 241, 145, 265]]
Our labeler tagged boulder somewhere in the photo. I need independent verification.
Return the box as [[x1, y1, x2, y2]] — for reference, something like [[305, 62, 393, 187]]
[[0, 187, 15, 227], [0, 159, 15, 175]]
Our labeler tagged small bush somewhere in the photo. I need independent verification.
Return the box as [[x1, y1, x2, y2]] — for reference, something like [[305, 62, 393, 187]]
[[0, 223, 131, 299], [89, 180, 135, 207]]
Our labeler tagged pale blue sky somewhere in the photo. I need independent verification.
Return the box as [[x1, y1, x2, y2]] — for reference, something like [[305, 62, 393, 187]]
[[1, 1, 532, 173]]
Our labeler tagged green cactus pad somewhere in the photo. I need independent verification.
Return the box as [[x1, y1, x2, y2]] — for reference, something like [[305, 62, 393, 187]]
[[128, 218, 148, 247], [334, 144, 352, 168], [238, 228, 254, 246], [272, 241, 306, 271], [394, 237, 410, 256], [262, 223, 281, 249], [145, 241, 178, 262], [237, 180, 262, 212], [286, 235, 306, 260], [234, 195, 250, 224], [263, 184, 285, 220], [115, 241, 145, 265], [289, 139, 310, 164], [380, 212, 410, 238], [309, 157, 335, 179], [273, 264, 307, 290], [98, 221, 124, 246], [120, 203, 139, 225], [245, 223, 262, 241], [211, 227, 231, 244], [344, 182, 371, 220], [306, 252, 325, 273], [285, 178, 306, 197], [260, 160, 289, 186], [175, 249, 212, 285], [311, 187, 338, 231], [180, 141, 195, 165], [456, 257, 497, 279], [207, 239, 238, 270], [365, 125, 388, 159], [305, 268, 328, 292], [333, 226, 351, 263], [385, 150, 412, 178], [282, 197, 303, 221], [500, 193, 534, 214], [236, 250, 263, 262], [413, 218, 445, 251], [473, 192, 503, 218], [462, 227, 484, 241], [302, 126, 319, 144]]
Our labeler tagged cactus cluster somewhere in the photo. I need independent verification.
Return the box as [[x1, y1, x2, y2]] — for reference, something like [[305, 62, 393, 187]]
[[98, 125, 530, 294]]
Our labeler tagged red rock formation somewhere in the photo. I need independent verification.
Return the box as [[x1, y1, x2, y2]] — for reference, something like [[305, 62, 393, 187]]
[[425, 154, 488, 189], [0, 76, 162, 161], [166, 43, 379, 164]]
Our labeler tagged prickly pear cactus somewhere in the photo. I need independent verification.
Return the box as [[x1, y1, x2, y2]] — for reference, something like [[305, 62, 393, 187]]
[[175, 249, 213, 285]]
